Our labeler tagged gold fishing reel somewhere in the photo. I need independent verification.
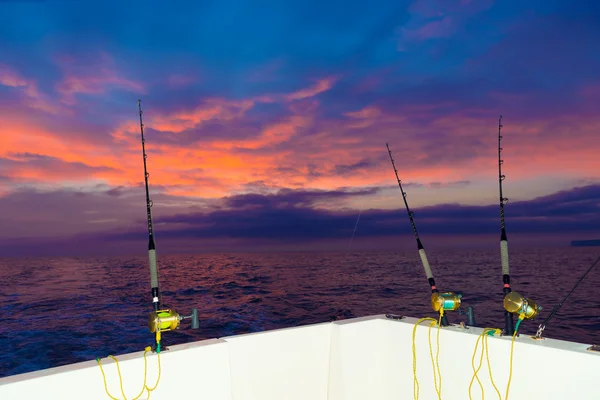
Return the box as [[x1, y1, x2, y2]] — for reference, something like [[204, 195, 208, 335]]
[[148, 308, 199, 333], [431, 292, 462, 312], [148, 309, 182, 333], [503, 291, 542, 319]]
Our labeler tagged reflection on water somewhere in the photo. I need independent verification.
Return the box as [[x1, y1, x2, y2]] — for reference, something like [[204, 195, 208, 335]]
[[1, 247, 599, 377]]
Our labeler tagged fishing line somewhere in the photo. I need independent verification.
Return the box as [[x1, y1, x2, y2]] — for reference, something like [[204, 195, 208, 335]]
[[535, 254, 600, 339], [343, 209, 362, 264]]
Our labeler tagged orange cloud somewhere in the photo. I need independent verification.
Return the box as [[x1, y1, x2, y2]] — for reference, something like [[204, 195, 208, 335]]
[[239, 115, 312, 150], [3, 66, 600, 210], [0, 113, 133, 189], [421, 113, 600, 184], [0, 117, 72, 160], [134, 143, 278, 198]]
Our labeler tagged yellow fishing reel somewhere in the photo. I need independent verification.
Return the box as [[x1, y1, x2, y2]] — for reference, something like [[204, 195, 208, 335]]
[[148, 309, 181, 333], [503, 291, 541, 319], [431, 292, 462, 312], [148, 308, 199, 333], [147, 308, 199, 352]]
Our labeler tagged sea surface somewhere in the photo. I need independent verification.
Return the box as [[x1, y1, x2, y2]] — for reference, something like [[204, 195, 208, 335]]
[[1, 247, 599, 378]]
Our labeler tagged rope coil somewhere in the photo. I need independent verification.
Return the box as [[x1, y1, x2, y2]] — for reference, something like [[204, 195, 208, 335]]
[[412, 309, 444, 400], [97, 347, 161, 400], [468, 312, 524, 400], [411, 309, 523, 400]]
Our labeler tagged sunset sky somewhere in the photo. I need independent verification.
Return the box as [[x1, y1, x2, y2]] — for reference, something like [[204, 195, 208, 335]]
[[0, 0, 599, 256]]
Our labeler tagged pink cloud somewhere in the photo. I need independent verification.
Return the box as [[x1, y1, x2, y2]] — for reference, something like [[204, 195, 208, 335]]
[[54, 52, 145, 105], [0, 64, 65, 114], [285, 77, 337, 101], [343, 106, 384, 129], [3, 72, 600, 209], [134, 77, 338, 138], [252, 94, 278, 104], [148, 98, 255, 134], [344, 106, 382, 119], [288, 99, 320, 115], [1, 152, 118, 183], [244, 77, 339, 106], [0, 65, 28, 87], [398, 0, 493, 49]]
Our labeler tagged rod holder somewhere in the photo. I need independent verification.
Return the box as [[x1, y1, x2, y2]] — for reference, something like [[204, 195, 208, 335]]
[[503, 278, 514, 335], [458, 306, 476, 327]]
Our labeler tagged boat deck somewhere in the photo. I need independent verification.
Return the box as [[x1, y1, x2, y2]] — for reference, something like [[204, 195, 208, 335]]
[[1, 314, 598, 399]]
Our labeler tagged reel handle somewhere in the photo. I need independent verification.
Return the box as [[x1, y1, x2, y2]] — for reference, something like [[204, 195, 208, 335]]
[[181, 308, 200, 329]]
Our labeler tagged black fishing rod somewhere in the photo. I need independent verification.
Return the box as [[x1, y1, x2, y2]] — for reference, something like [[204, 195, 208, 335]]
[[386, 144, 435, 289], [497, 116, 515, 335], [138, 99, 161, 312], [498, 116, 542, 333], [386, 143, 462, 326], [137, 100, 199, 352], [534, 254, 600, 340]]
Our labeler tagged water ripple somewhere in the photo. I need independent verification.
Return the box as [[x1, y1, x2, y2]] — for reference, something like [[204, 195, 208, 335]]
[[1, 247, 599, 378]]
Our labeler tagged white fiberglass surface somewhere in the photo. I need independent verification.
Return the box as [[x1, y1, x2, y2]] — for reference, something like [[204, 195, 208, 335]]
[[0, 315, 598, 400]]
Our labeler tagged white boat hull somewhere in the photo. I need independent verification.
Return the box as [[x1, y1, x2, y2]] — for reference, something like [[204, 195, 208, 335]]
[[1, 314, 598, 399]]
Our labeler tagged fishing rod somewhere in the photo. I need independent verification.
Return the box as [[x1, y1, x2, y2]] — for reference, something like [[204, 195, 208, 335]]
[[534, 254, 600, 340], [137, 99, 199, 352], [497, 116, 541, 333], [497, 115, 515, 335], [139, 99, 160, 313], [386, 143, 462, 326]]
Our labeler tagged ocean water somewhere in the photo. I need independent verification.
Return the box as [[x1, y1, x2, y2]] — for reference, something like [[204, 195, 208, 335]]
[[1, 247, 599, 378]]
